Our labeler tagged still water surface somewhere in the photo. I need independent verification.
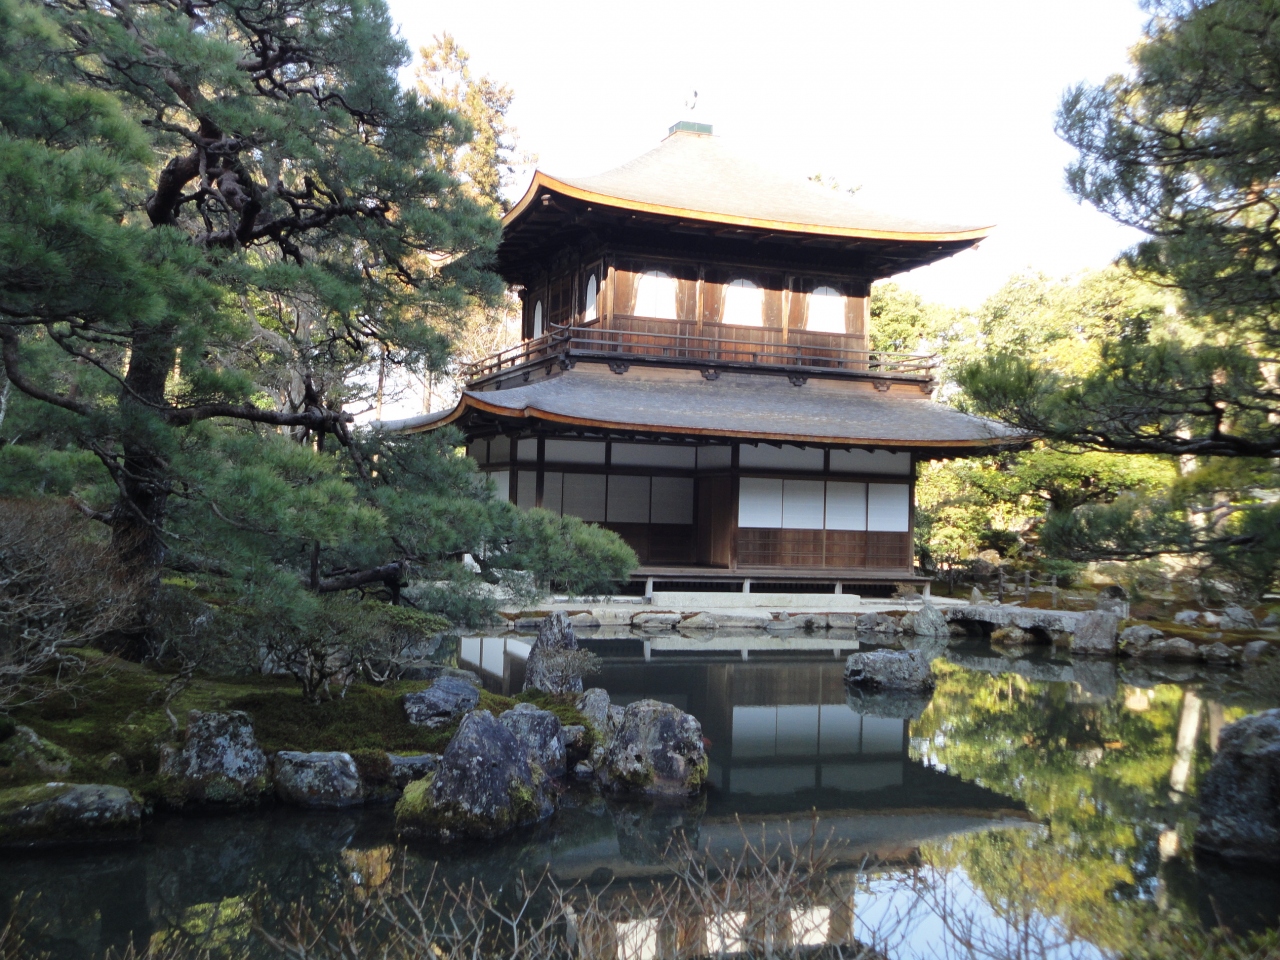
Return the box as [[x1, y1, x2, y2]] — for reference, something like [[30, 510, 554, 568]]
[[4, 637, 1279, 959]]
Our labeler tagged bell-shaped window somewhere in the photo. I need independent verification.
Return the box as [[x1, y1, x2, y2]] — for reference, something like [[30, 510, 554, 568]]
[[532, 300, 544, 337], [634, 270, 677, 320], [723, 278, 764, 327], [584, 275, 599, 323], [806, 285, 845, 333]]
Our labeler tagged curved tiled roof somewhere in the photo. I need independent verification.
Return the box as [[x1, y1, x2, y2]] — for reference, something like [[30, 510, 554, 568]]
[[505, 131, 992, 243], [374, 367, 1022, 451]]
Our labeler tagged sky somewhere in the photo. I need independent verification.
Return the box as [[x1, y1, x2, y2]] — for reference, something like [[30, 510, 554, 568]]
[[386, 0, 1152, 309]]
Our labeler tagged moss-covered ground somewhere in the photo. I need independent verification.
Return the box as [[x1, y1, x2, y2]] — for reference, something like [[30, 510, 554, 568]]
[[1, 652, 591, 802]]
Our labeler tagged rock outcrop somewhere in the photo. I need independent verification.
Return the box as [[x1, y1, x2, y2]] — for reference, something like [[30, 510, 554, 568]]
[[395, 710, 554, 842], [159, 710, 270, 807], [901, 600, 950, 638], [272, 751, 364, 808], [1195, 709, 1280, 863], [1221, 606, 1259, 630], [499, 703, 566, 779], [844, 650, 935, 691], [1068, 611, 1118, 655], [402, 675, 480, 728], [0, 783, 142, 847], [388, 753, 441, 789], [523, 612, 584, 695], [0, 725, 72, 778], [599, 700, 707, 797]]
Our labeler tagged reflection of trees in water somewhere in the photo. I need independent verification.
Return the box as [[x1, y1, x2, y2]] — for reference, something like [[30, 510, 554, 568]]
[[909, 663, 1272, 949]]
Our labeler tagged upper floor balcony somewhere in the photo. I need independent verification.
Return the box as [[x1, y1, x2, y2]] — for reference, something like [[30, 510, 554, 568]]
[[464, 314, 938, 389]]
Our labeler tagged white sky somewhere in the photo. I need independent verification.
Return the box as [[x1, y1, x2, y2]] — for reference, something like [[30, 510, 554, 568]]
[[386, 0, 1150, 309]]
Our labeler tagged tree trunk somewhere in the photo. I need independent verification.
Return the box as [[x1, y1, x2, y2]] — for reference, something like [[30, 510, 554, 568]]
[[112, 322, 178, 578]]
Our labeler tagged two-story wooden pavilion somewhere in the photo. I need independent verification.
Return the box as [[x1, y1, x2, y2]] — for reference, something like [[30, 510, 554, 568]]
[[380, 123, 1019, 594]]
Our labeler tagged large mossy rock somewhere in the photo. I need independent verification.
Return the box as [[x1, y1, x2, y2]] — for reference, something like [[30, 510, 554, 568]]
[[0, 783, 142, 848], [600, 700, 707, 798], [499, 703, 566, 779], [523, 612, 583, 695], [0, 725, 73, 779], [395, 710, 554, 842], [402, 675, 480, 728], [1195, 709, 1280, 863], [844, 649, 935, 691], [272, 751, 363, 808], [159, 710, 270, 808]]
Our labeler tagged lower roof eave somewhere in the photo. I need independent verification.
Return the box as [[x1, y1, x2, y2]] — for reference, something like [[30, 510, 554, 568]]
[[384, 395, 1027, 457]]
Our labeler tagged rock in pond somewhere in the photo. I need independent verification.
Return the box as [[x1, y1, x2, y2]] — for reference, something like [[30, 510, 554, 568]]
[[1195, 709, 1280, 863], [1201, 642, 1238, 665], [0, 783, 142, 848], [1070, 611, 1118, 655], [1243, 640, 1274, 663], [273, 751, 363, 808], [395, 710, 554, 842], [402, 675, 480, 728], [599, 700, 707, 798], [159, 710, 270, 808], [500, 703, 566, 779], [1132, 636, 1199, 661], [524, 611, 583, 695], [844, 650, 936, 691], [901, 601, 949, 638], [0, 725, 72, 778]]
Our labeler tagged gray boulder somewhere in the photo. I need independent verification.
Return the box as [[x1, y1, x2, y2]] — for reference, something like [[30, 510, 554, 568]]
[[844, 649, 935, 691], [1195, 709, 1280, 862], [403, 675, 480, 728], [1262, 612, 1279, 628], [1120, 624, 1164, 645], [524, 612, 584, 694], [1221, 606, 1259, 630], [1243, 640, 1274, 662], [159, 710, 270, 807], [273, 751, 363, 808], [1201, 642, 1238, 665], [388, 753, 441, 789], [1131, 636, 1199, 661], [0, 725, 72, 778], [395, 710, 554, 842], [857, 613, 902, 634], [1174, 610, 1202, 626], [576, 687, 619, 771], [1071, 611, 1118, 655], [901, 600, 949, 638], [499, 703, 566, 779], [560, 724, 591, 766], [599, 700, 707, 797], [0, 783, 142, 848]]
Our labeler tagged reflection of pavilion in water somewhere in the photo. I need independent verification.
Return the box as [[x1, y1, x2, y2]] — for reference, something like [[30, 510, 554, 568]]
[[458, 638, 1028, 820]]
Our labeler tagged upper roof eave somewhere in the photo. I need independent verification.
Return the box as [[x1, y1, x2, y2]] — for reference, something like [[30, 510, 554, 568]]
[[504, 171, 994, 245]]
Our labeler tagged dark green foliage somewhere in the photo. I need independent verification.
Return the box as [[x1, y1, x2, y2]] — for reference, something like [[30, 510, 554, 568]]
[[946, 5, 1280, 596], [0, 0, 636, 669], [503, 509, 639, 596]]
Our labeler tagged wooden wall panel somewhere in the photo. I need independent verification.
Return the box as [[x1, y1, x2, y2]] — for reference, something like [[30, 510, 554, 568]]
[[701, 281, 723, 324], [697, 476, 734, 567], [733, 530, 911, 571], [846, 295, 868, 339], [763, 288, 785, 328], [603, 523, 694, 565], [611, 270, 637, 318], [676, 278, 699, 322]]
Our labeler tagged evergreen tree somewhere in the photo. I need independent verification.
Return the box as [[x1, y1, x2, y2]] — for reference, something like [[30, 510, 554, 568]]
[[953, 1, 1280, 596], [0, 0, 635, 639]]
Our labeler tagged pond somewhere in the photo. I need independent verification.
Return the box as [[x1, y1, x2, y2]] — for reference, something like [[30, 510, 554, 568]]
[[3, 637, 1279, 960]]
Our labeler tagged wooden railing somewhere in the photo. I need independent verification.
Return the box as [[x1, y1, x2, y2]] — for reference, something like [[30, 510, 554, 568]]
[[465, 316, 937, 383]]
